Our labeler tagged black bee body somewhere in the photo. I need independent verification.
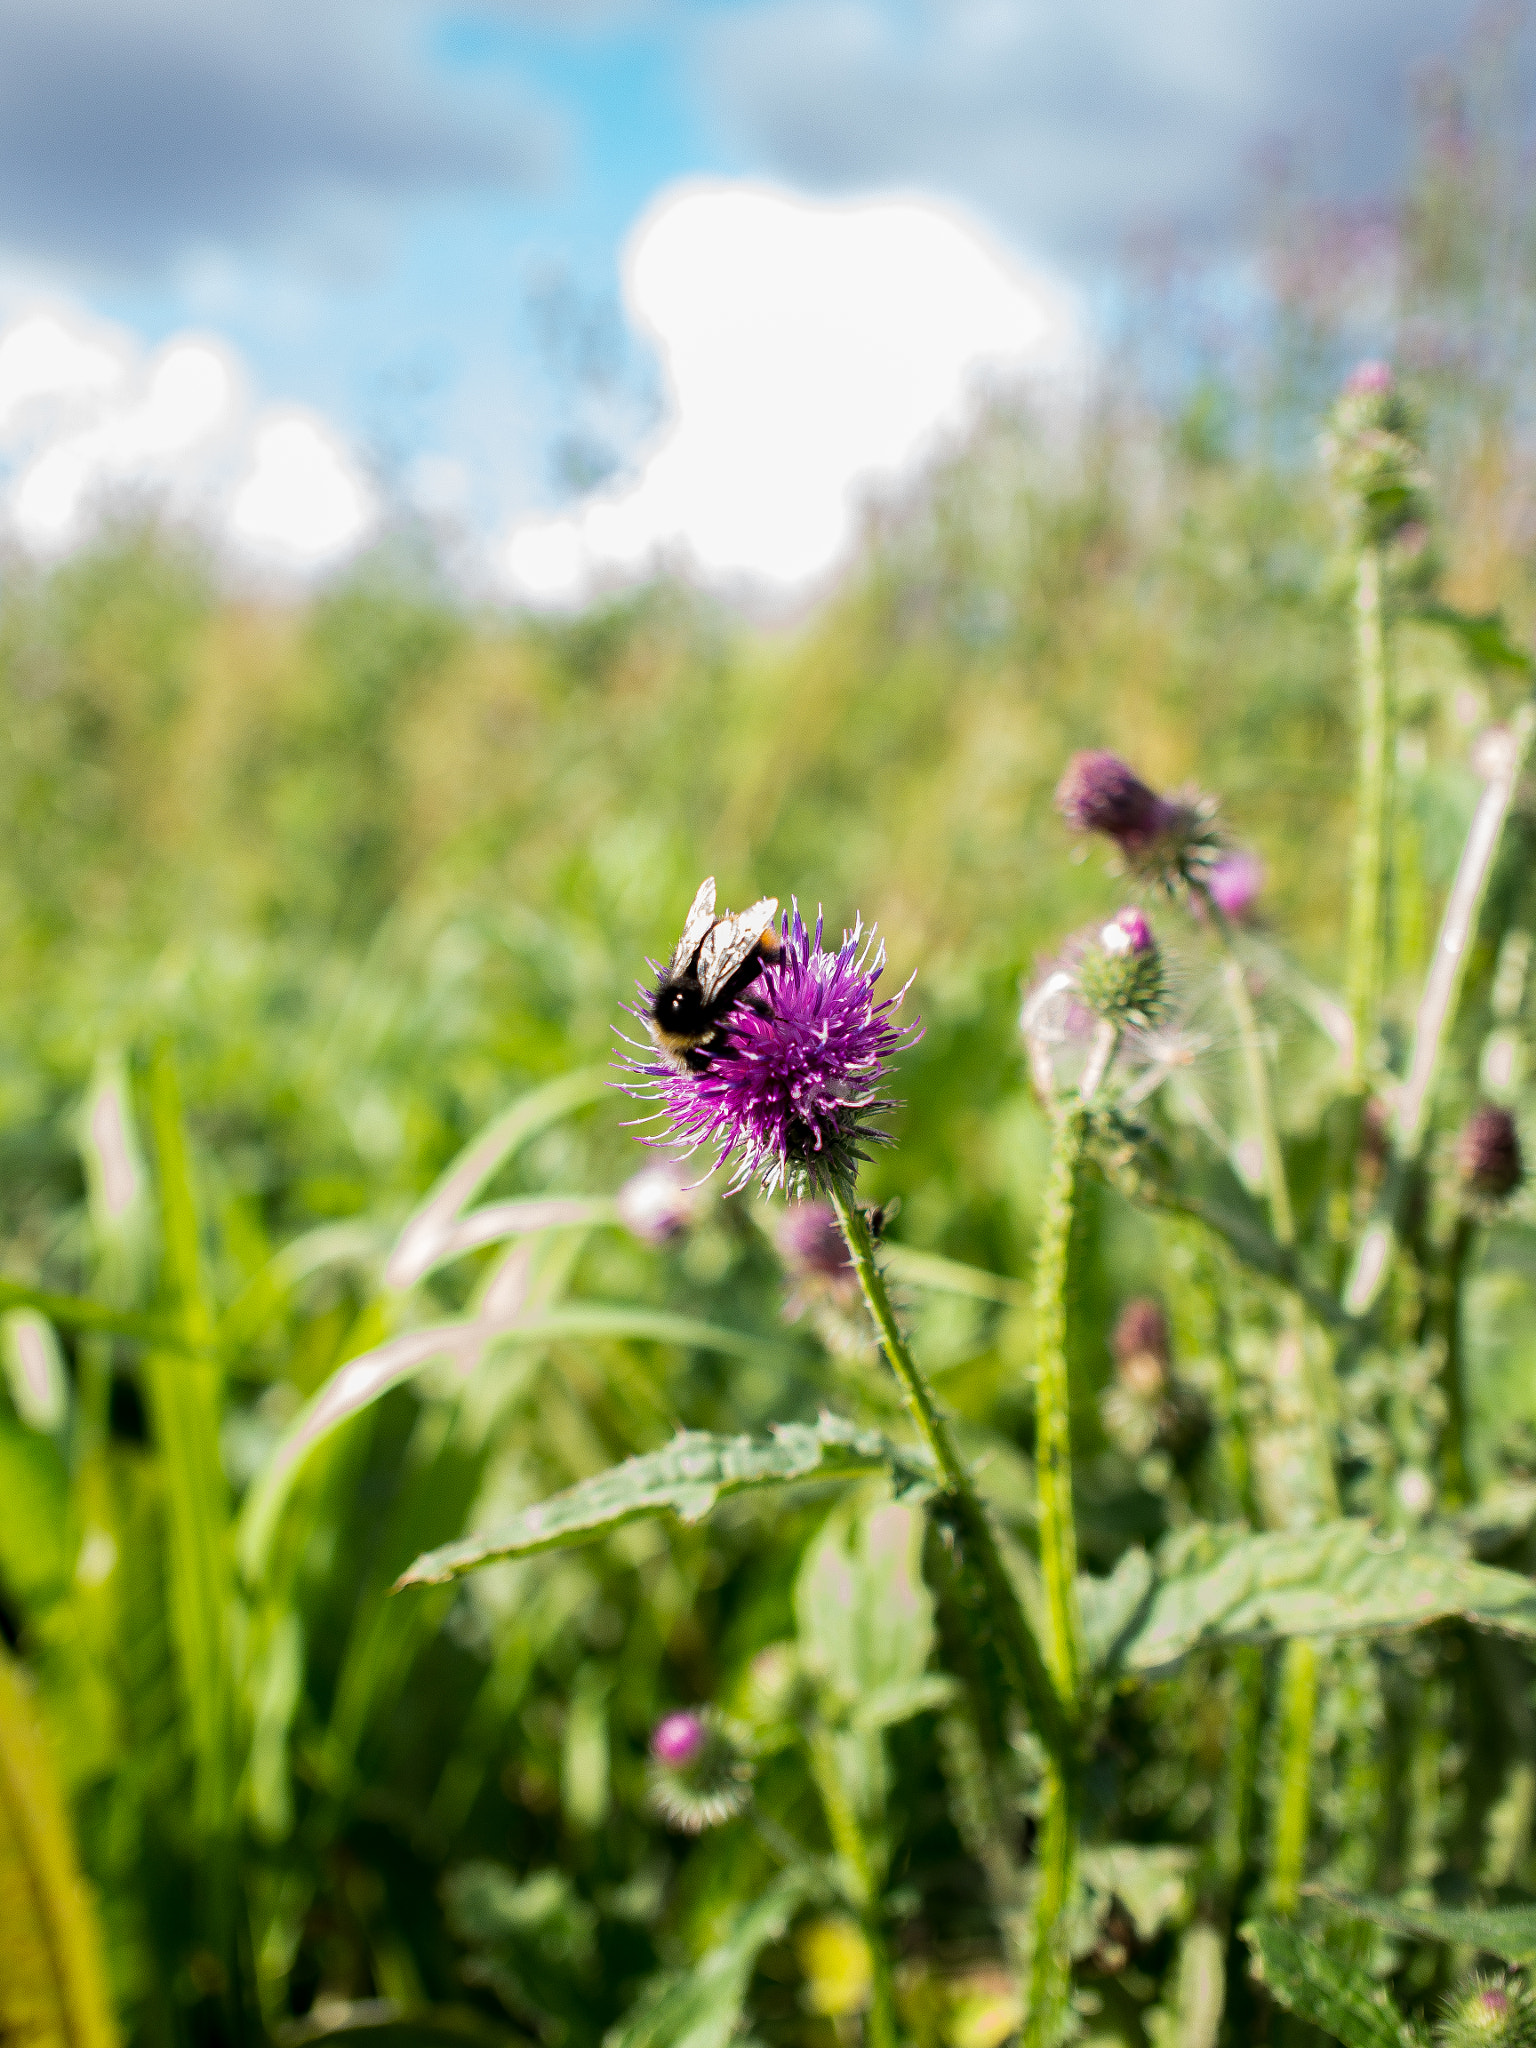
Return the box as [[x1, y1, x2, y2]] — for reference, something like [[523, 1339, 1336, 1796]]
[[647, 878, 781, 1073]]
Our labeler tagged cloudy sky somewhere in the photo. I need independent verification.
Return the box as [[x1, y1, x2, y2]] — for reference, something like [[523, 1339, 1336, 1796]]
[[0, 0, 1495, 595]]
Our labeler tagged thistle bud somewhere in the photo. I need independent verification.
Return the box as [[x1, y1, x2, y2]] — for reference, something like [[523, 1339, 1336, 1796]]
[[778, 1202, 856, 1286], [1457, 1104, 1523, 1208], [1112, 1296, 1170, 1398], [647, 1707, 753, 1833], [1056, 752, 1169, 847], [650, 1710, 706, 1767], [1056, 752, 1224, 898], [1078, 908, 1167, 1029], [1437, 1973, 1536, 2047], [1324, 361, 1431, 546]]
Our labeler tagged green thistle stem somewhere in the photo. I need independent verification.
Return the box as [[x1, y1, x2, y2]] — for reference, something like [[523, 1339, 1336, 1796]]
[[1267, 1637, 1319, 1913], [829, 1188, 1073, 1762], [1210, 1648, 1265, 1895], [1437, 1214, 1475, 1510], [1031, 1105, 1089, 1709], [1346, 542, 1393, 1093], [1203, 896, 1294, 1250], [1026, 1759, 1081, 2048]]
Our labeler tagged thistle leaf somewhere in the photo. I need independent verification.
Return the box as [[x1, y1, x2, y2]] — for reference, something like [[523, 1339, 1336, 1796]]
[[1244, 1918, 1420, 2048], [1109, 1523, 1536, 1674], [604, 1870, 813, 2048], [1314, 1886, 1536, 1966], [396, 1418, 927, 1587], [0, 1644, 119, 2048]]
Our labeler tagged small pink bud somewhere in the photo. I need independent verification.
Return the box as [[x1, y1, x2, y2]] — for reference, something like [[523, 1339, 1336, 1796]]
[[1102, 907, 1154, 956], [1345, 359, 1394, 396], [650, 1711, 707, 1767], [1207, 850, 1263, 923]]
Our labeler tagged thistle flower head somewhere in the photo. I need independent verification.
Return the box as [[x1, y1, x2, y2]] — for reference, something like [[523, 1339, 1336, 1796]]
[[646, 1707, 753, 1833], [1437, 1973, 1536, 2047], [1346, 359, 1395, 397], [650, 1710, 707, 1767], [1206, 849, 1264, 924], [1457, 1103, 1523, 1208], [622, 907, 919, 1197], [1057, 751, 1170, 846], [1055, 752, 1223, 899]]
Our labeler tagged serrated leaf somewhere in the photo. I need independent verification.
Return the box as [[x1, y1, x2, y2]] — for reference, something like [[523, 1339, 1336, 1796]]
[[396, 1418, 925, 1587], [1080, 1546, 1154, 1671], [0, 1643, 119, 2048], [1244, 1918, 1417, 2048], [1313, 1885, 1536, 1965], [604, 1870, 812, 2048], [1112, 1524, 1536, 1674]]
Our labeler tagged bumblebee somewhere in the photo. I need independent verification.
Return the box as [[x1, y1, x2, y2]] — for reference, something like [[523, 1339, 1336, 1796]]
[[647, 877, 781, 1072]]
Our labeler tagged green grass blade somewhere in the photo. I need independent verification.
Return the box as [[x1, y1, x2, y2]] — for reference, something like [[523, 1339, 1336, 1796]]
[[239, 1305, 791, 1584], [0, 1642, 119, 2048]]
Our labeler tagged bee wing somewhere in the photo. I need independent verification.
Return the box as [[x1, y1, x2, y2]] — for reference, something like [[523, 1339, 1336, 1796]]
[[667, 877, 718, 978], [696, 897, 778, 1002]]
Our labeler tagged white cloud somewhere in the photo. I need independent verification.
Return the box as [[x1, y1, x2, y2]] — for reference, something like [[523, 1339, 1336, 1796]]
[[500, 180, 1084, 605], [0, 301, 377, 571]]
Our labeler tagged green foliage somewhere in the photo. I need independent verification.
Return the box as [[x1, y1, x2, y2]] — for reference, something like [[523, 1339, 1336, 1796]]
[[1244, 1917, 1423, 2047], [398, 1419, 926, 1585]]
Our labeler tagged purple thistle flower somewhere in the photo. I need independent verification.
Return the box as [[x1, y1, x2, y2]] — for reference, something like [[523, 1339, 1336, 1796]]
[[1102, 906, 1153, 956], [1056, 751, 1170, 849], [622, 906, 919, 1196], [1206, 849, 1264, 923], [650, 1710, 707, 1767]]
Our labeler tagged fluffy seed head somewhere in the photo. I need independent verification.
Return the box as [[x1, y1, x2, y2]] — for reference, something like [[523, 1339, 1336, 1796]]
[[616, 1160, 701, 1244], [622, 906, 918, 1197], [1457, 1104, 1523, 1206]]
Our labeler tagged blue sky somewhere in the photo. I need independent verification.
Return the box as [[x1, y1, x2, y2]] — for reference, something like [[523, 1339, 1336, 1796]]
[[0, 0, 1501, 587]]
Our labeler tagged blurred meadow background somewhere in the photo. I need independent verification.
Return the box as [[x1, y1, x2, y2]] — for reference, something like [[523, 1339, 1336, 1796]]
[[6, 5, 1536, 2047]]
